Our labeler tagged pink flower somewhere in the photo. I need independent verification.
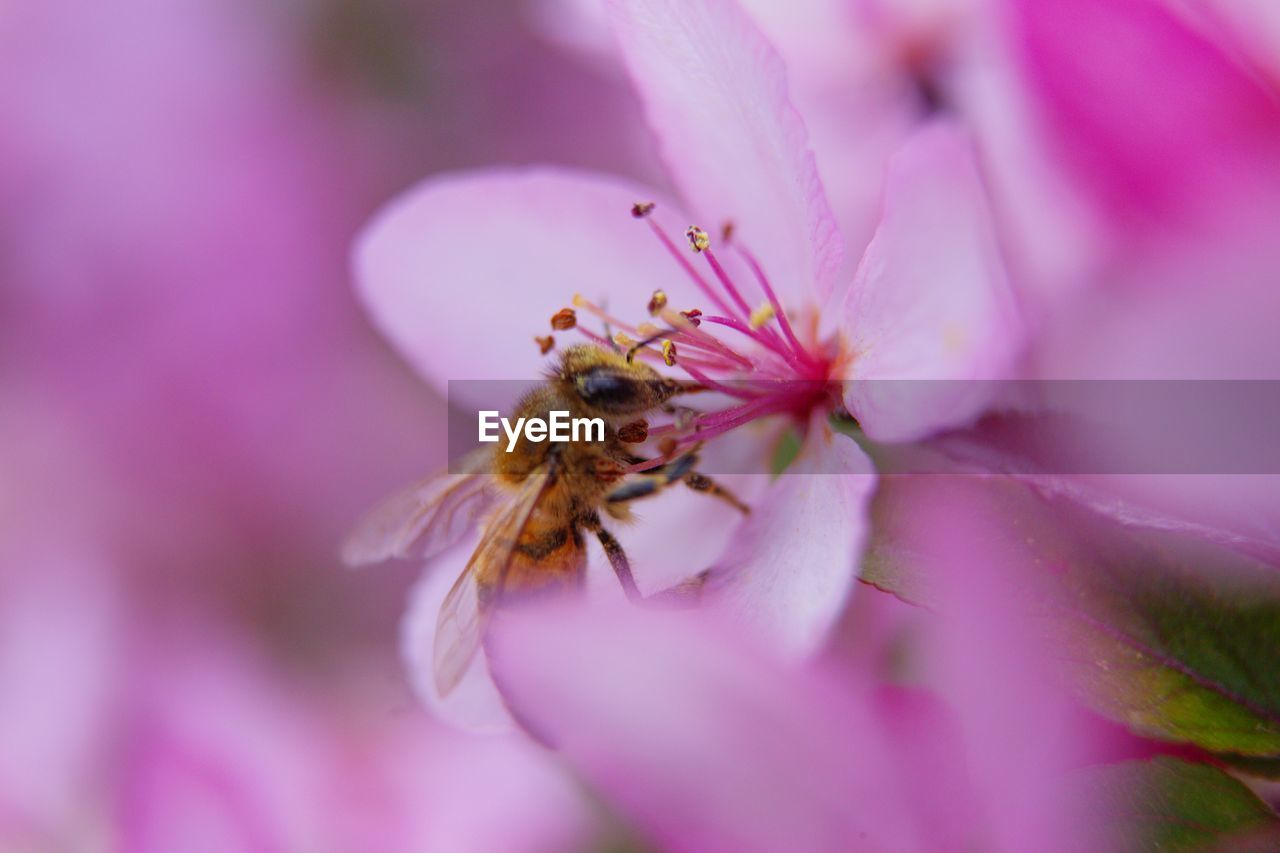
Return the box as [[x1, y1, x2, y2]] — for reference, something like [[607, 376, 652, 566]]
[[0, 404, 595, 851], [355, 0, 1022, 727], [483, 475, 1102, 851], [714, 0, 1280, 548], [999, 0, 1280, 548], [117, 638, 593, 853], [0, 0, 446, 563]]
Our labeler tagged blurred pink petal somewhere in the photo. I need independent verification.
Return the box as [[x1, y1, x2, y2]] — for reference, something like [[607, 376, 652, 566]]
[[120, 652, 331, 853], [841, 121, 1022, 442], [1009, 0, 1280, 234], [375, 720, 594, 853], [0, 0, 447, 560], [908, 479, 1093, 851], [491, 586, 1097, 850], [400, 544, 516, 733], [355, 167, 685, 397], [1169, 0, 1280, 83], [703, 419, 875, 656], [606, 0, 844, 302], [489, 602, 918, 851], [0, 551, 120, 849], [118, 637, 593, 853]]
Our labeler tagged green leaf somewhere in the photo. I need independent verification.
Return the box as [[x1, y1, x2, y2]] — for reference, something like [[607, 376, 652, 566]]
[[1076, 757, 1280, 851], [859, 476, 1280, 755], [1217, 754, 1280, 781], [769, 426, 803, 477]]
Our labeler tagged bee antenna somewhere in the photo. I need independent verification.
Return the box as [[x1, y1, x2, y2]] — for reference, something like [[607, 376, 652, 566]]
[[625, 328, 677, 363], [602, 321, 623, 354]]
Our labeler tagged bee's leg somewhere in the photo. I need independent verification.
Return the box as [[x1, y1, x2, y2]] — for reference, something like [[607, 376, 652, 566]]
[[581, 512, 641, 602], [610, 451, 749, 516], [606, 451, 699, 506], [683, 472, 750, 515], [648, 570, 708, 607]]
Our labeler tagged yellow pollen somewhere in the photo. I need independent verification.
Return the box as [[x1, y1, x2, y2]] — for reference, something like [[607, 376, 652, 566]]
[[613, 331, 636, 348], [571, 293, 589, 308], [749, 302, 776, 330], [648, 289, 668, 315], [661, 340, 678, 366], [685, 225, 710, 252]]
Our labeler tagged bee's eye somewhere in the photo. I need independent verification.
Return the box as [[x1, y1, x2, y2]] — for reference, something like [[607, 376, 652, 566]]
[[576, 368, 643, 412]]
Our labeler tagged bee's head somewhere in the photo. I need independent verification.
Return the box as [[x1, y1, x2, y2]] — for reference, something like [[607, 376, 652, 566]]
[[558, 344, 681, 415]]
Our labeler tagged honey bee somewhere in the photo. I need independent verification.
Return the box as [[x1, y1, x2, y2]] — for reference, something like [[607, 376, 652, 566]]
[[344, 344, 748, 695]]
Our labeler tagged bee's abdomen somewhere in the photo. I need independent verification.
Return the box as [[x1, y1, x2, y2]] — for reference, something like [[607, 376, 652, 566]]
[[501, 515, 586, 593]]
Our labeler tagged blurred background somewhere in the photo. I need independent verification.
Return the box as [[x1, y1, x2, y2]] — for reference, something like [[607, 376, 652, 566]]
[[3, 0, 1279, 850], [0, 0, 661, 848]]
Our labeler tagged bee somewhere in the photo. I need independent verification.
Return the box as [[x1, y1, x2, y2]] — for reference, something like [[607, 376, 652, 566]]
[[343, 344, 748, 695]]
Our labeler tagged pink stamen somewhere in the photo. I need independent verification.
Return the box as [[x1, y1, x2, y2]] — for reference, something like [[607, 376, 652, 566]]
[[735, 246, 822, 372], [661, 315, 755, 370], [573, 298, 642, 337], [700, 315, 811, 377], [699, 248, 753, 322], [590, 207, 840, 477], [645, 219, 737, 318], [575, 327, 616, 349], [684, 395, 799, 441], [575, 325, 737, 372], [625, 398, 796, 474], [700, 248, 796, 358], [678, 362, 763, 401]]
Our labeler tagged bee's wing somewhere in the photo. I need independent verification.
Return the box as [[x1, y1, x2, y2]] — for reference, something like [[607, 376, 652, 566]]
[[342, 449, 496, 567], [433, 465, 554, 696]]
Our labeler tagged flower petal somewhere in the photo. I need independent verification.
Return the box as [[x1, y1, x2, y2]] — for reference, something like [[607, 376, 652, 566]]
[[842, 121, 1023, 443], [400, 544, 515, 733], [599, 418, 779, 598], [487, 602, 918, 850], [606, 0, 844, 303], [354, 167, 689, 397], [701, 418, 875, 656], [884, 477, 1103, 849], [1009, 0, 1280, 234]]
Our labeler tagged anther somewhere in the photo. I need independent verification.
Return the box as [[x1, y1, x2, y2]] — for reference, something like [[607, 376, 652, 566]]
[[637, 322, 660, 337], [613, 331, 636, 349], [720, 221, 735, 243], [661, 340, 678, 366], [673, 407, 698, 431], [680, 308, 703, 327], [550, 308, 577, 330], [648, 289, 668, 315], [594, 458, 627, 483], [535, 335, 555, 354], [631, 201, 656, 219], [618, 420, 649, 443], [685, 226, 710, 253], [749, 302, 776, 330], [658, 436, 679, 458]]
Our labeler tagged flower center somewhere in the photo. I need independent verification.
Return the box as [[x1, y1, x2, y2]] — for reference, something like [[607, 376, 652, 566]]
[[552, 202, 840, 470]]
